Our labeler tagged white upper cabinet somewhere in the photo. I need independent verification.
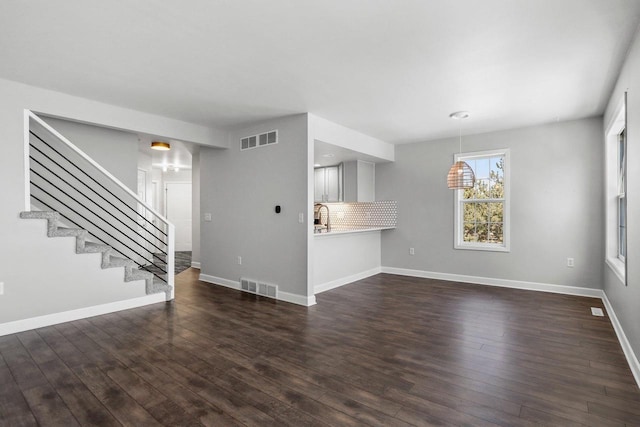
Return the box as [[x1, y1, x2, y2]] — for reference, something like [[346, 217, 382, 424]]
[[314, 163, 343, 202]]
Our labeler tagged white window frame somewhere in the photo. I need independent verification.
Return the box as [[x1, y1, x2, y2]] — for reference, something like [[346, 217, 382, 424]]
[[605, 99, 626, 283], [454, 148, 510, 252]]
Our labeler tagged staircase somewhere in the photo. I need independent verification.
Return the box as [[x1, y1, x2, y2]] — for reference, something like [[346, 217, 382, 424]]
[[22, 111, 175, 301], [20, 211, 171, 298]]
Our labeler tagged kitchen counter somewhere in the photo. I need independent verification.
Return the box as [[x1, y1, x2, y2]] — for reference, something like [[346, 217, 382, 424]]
[[313, 226, 395, 237]]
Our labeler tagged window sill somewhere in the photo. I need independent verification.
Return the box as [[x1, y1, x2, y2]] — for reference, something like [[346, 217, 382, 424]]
[[606, 257, 626, 284], [454, 243, 510, 253]]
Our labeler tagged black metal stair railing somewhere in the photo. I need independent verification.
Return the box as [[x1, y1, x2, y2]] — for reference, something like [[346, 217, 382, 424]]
[[26, 112, 175, 298]]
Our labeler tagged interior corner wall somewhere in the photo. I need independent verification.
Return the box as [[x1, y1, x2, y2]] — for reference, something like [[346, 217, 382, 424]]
[[603, 27, 640, 359], [0, 78, 224, 325], [199, 114, 309, 298], [376, 117, 604, 290]]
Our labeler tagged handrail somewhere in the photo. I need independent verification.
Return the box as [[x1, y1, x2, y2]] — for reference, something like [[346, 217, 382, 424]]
[[30, 133, 167, 238], [28, 111, 171, 226]]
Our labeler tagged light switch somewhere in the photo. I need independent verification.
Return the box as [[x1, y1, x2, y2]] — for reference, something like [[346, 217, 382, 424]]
[[298, 213, 304, 223], [204, 213, 212, 222]]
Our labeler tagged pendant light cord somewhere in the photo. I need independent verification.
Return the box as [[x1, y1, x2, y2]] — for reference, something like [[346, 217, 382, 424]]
[[459, 128, 462, 154]]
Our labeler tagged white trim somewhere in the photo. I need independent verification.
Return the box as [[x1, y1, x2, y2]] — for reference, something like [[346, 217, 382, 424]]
[[606, 257, 626, 284], [453, 148, 510, 252], [605, 102, 627, 283], [23, 110, 31, 211], [314, 267, 381, 294], [199, 273, 240, 290], [0, 294, 165, 337], [166, 223, 175, 300], [198, 274, 316, 306], [278, 290, 316, 306], [191, 261, 201, 269], [602, 292, 640, 388], [27, 111, 170, 226], [381, 267, 603, 298]]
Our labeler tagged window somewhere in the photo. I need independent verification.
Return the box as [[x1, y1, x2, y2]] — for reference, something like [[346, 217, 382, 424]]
[[606, 98, 626, 283], [618, 128, 626, 262], [454, 149, 510, 252]]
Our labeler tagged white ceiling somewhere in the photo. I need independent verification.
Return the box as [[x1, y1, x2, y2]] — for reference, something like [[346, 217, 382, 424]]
[[1, 1, 639, 144]]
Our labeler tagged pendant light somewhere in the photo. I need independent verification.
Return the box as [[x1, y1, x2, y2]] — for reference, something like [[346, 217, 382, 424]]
[[447, 111, 475, 189]]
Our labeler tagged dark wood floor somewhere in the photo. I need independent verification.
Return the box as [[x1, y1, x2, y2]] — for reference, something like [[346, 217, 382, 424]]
[[1, 270, 639, 426]]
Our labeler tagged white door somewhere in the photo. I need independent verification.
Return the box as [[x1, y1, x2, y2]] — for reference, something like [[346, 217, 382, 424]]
[[165, 182, 192, 252]]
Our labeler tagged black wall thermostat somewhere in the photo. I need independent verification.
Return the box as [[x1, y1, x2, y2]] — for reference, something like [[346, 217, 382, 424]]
[[275, 205, 281, 213]]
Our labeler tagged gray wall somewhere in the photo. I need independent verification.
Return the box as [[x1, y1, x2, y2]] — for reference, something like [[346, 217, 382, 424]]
[[603, 27, 640, 358], [377, 117, 604, 289], [44, 117, 138, 191], [199, 114, 309, 296]]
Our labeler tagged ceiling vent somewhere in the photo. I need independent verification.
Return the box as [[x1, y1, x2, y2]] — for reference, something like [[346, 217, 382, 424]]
[[241, 130, 278, 151]]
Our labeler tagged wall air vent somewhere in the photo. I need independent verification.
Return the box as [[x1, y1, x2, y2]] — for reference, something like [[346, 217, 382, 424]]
[[241, 130, 278, 151], [239, 277, 278, 300]]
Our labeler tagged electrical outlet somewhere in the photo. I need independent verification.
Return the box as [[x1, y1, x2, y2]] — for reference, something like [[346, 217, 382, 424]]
[[409, 248, 415, 255], [204, 213, 212, 222], [567, 258, 574, 268], [298, 213, 304, 223], [237, 256, 242, 265], [0, 282, 3, 295]]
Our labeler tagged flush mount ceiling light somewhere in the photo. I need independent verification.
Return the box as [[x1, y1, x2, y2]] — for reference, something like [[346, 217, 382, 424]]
[[447, 112, 475, 189], [151, 141, 171, 151]]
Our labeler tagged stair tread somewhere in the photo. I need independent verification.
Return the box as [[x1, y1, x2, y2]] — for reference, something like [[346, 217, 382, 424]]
[[105, 256, 135, 268], [52, 227, 87, 237], [20, 211, 59, 220]]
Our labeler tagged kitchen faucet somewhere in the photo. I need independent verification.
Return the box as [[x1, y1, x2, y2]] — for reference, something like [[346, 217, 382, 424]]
[[314, 203, 331, 233]]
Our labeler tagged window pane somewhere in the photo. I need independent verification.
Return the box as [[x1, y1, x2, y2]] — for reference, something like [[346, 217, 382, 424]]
[[463, 202, 475, 223], [475, 158, 490, 179], [476, 222, 488, 242], [474, 203, 487, 222], [489, 223, 503, 243], [463, 222, 477, 242], [488, 202, 503, 223], [475, 179, 490, 199], [619, 196, 626, 258]]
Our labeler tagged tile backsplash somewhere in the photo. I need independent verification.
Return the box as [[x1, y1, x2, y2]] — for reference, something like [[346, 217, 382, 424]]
[[315, 201, 397, 230]]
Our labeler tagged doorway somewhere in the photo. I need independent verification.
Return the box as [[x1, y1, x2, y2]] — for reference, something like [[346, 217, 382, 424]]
[[165, 181, 192, 252]]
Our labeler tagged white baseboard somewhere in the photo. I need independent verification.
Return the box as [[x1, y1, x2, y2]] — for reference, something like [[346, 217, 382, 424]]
[[278, 291, 316, 307], [191, 261, 201, 269], [198, 273, 315, 307], [0, 293, 166, 337], [199, 273, 240, 290], [602, 292, 640, 388], [314, 267, 382, 295], [381, 266, 603, 298]]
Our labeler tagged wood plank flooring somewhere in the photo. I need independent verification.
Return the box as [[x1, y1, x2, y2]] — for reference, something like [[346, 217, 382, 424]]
[[1, 269, 639, 426]]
